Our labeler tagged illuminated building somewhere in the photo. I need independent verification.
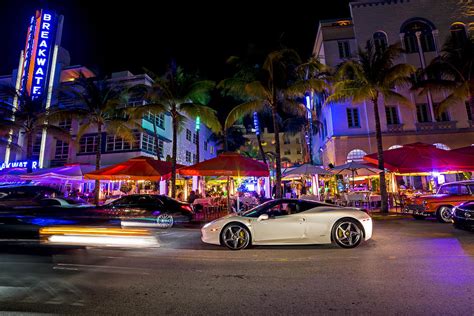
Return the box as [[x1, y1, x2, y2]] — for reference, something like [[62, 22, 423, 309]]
[[311, 0, 474, 166]]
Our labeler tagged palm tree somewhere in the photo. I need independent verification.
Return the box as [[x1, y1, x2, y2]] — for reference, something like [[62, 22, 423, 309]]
[[220, 49, 321, 198], [0, 86, 70, 173], [418, 33, 474, 116], [326, 42, 415, 213], [126, 62, 221, 198], [60, 75, 137, 204]]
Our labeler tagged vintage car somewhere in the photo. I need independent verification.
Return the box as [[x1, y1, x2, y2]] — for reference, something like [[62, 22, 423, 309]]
[[404, 180, 474, 223]]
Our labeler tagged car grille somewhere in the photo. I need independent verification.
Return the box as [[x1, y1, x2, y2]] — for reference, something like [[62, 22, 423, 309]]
[[454, 208, 474, 220]]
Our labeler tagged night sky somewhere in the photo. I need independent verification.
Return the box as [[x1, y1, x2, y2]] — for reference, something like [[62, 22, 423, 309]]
[[0, 1, 350, 79]]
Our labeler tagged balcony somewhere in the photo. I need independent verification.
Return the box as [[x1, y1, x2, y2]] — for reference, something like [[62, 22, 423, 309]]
[[386, 124, 404, 133], [416, 121, 457, 132]]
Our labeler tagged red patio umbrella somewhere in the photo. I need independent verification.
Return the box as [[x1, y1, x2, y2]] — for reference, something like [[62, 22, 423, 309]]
[[451, 146, 474, 156], [177, 152, 269, 211], [363, 142, 474, 174], [84, 156, 183, 181], [177, 152, 269, 177]]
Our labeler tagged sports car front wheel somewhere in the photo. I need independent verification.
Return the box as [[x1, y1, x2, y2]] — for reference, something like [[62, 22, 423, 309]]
[[220, 224, 250, 250], [332, 219, 363, 249]]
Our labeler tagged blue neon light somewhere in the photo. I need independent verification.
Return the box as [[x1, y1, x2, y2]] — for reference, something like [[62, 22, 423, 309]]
[[0, 160, 38, 171], [195, 116, 200, 131], [253, 112, 260, 136]]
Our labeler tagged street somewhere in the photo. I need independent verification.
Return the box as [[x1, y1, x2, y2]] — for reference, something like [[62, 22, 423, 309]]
[[0, 216, 473, 315]]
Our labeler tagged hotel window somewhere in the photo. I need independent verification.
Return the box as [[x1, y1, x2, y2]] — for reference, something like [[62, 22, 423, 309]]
[[186, 129, 192, 141], [193, 153, 197, 163], [157, 113, 165, 129], [416, 104, 431, 123], [402, 19, 436, 53], [466, 102, 473, 121], [79, 135, 98, 153], [58, 119, 72, 132], [283, 138, 290, 144], [204, 141, 208, 151], [385, 106, 400, 125], [157, 139, 164, 158], [450, 23, 467, 48], [32, 133, 43, 156], [346, 149, 367, 162], [140, 134, 156, 153], [284, 149, 291, 155], [346, 108, 360, 128], [193, 133, 197, 144], [373, 31, 388, 53], [185, 151, 192, 163], [338, 41, 351, 58], [210, 145, 214, 154], [54, 140, 69, 160], [295, 138, 300, 144], [435, 110, 450, 122], [296, 149, 302, 155]]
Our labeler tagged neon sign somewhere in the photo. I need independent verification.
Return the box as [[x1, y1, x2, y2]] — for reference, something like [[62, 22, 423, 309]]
[[0, 160, 38, 171], [253, 112, 260, 136], [19, 9, 57, 99]]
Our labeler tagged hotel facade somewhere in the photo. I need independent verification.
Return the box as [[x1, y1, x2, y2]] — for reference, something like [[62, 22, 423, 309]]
[[311, 0, 474, 166]]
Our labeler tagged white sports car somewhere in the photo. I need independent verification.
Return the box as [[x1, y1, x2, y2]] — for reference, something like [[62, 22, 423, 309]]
[[201, 199, 373, 250]]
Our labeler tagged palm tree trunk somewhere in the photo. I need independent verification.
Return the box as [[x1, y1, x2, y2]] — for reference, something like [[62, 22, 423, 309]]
[[153, 120, 160, 160], [171, 106, 178, 198], [271, 105, 282, 198], [469, 87, 474, 122], [26, 132, 33, 173], [256, 133, 267, 164], [372, 96, 388, 213], [94, 123, 102, 205], [223, 129, 228, 152]]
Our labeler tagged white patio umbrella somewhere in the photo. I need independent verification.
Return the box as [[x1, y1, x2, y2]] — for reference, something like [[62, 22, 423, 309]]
[[332, 161, 382, 188], [283, 164, 333, 177]]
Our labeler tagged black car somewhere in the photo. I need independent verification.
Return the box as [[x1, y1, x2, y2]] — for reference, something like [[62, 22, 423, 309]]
[[0, 185, 61, 209], [96, 194, 194, 227], [452, 201, 474, 230]]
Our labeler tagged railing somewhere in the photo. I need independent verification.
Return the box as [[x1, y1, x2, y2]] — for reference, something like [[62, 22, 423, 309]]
[[386, 124, 404, 133], [416, 121, 457, 131]]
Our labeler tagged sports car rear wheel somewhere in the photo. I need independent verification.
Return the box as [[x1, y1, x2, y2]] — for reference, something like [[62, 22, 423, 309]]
[[332, 219, 363, 249], [221, 224, 250, 250]]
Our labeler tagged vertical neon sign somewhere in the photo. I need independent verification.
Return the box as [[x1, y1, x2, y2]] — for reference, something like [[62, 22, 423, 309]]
[[19, 9, 57, 98]]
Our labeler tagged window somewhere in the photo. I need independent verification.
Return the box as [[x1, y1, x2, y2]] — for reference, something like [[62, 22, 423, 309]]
[[436, 110, 450, 122], [296, 149, 302, 155], [373, 31, 388, 53], [107, 134, 139, 152], [204, 141, 208, 151], [346, 149, 367, 162], [401, 19, 436, 53], [438, 184, 469, 195], [210, 146, 214, 154], [79, 135, 98, 153], [193, 133, 197, 144], [186, 129, 192, 141], [145, 112, 165, 129], [295, 138, 300, 144], [284, 149, 291, 155], [157, 139, 164, 158], [193, 153, 197, 163], [338, 41, 351, 58], [450, 23, 467, 47], [283, 138, 290, 144], [385, 106, 400, 125], [466, 102, 473, 121], [54, 140, 69, 159], [58, 119, 72, 131], [141, 134, 156, 153], [416, 104, 431, 123], [185, 151, 192, 163], [434, 143, 450, 150], [346, 108, 360, 128], [32, 133, 43, 156]]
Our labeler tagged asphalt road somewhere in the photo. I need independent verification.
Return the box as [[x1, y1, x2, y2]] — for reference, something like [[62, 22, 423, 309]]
[[0, 216, 473, 315]]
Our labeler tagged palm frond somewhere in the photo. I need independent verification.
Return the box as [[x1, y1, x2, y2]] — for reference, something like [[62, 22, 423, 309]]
[[106, 121, 138, 144], [33, 124, 71, 142], [383, 90, 414, 108], [178, 103, 222, 133], [225, 100, 268, 129], [286, 79, 328, 98]]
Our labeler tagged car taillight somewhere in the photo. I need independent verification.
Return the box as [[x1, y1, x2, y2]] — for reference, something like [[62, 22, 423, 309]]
[[181, 205, 193, 213]]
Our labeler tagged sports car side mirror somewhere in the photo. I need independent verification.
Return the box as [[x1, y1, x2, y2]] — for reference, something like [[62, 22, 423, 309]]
[[257, 214, 269, 221]]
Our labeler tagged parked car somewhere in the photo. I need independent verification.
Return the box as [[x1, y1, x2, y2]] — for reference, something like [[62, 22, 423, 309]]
[[97, 194, 194, 227], [201, 199, 372, 250], [0, 185, 61, 209], [39, 197, 93, 208], [452, 201, 474, 230], [403, 180, 474, 223]]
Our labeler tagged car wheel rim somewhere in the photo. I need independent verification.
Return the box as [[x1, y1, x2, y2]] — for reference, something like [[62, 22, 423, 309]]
[[440, 207, 452, 222], [222, 226, 248, 250], [157, 214, 174, 228], [335, 222, 361, 247]]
